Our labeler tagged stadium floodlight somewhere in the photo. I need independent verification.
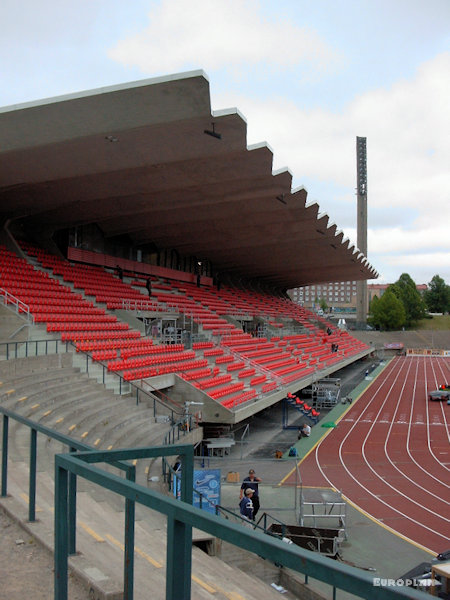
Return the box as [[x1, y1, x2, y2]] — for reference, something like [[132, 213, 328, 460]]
[[204, 122, 222, 139]]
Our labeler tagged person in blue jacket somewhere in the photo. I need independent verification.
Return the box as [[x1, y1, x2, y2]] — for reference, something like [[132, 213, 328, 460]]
[[239, 488, 254, 523], [240, 469, 262, 519]]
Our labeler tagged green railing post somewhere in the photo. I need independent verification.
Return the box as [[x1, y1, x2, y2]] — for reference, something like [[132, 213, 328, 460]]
[[68, 447, 77, 555], [124, 465, 136, 600], [54, 461, 69, 600], [29, 428, 37, 522], [166, 516, 192, 600], [1, 414, 8, 496], [166, 446, 193, 600]]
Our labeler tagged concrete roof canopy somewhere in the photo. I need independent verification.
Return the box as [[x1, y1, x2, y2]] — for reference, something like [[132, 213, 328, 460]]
[[0, 70, 378, 289]]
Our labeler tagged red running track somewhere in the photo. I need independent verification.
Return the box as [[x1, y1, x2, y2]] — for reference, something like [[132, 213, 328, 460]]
[[285, 355, 450, 554]]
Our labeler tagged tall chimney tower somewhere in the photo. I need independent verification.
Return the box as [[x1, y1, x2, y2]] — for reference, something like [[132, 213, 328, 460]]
[[356, 136, 368, 325]]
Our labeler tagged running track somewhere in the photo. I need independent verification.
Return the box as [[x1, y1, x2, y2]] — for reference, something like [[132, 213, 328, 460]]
[[284, 355, 450, 554]]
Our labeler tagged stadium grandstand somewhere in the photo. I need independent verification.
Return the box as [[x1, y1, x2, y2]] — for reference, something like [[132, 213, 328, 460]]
[[1, 72, 431, 600]]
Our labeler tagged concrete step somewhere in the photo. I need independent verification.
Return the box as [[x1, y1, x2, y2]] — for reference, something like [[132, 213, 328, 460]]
[[1, 377, 95, 415], [1, 459, 296, 599], [0, 366, 80, 396]]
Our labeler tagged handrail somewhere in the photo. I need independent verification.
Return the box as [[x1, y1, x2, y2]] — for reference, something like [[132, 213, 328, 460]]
[[0, 405, 134, 557], [0, 338, 182, 421], [0, 339, 69, 360], [0, 288, 35, 324], [54, 445, 424, 600], [239, 423, 250, 460]]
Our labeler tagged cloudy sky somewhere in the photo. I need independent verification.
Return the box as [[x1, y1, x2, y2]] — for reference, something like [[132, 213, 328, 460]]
[[2, 0, 449, 285]]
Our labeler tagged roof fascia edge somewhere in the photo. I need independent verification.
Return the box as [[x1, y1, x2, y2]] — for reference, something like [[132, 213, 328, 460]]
[[212, 107, 247, 122], [272, 166, 293, 178], [0, 69, 209, 114]]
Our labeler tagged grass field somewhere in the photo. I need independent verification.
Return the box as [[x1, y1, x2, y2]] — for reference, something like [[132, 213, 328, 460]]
[[416, 314, 450, 330]]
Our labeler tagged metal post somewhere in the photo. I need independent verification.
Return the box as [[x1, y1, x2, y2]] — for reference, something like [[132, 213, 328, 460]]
[[166, 446, 193, 599], [1, 415, 8, 496], [68, 447, 77, 555], [166, 516, 192, 600], [54, 463, 69, 600], [124, 465, 136, 600], [29, 428, 37, 522]]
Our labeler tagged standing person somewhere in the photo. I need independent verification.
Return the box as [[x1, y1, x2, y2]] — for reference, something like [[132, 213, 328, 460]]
[[239, 488, 254, 525], [116, 265, 123, 280], [240, 469, 261, 520], [145, 277, 152, 297]]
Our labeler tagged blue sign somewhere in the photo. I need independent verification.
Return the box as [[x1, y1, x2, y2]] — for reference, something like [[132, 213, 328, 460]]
[[193, 469, 221, 514]]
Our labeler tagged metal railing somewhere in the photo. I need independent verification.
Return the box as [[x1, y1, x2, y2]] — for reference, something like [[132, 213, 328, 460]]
[[53, 443, 424, 600], [0, 288, 35, 325], [0, 339, 184, 421], [0, 405, 197, 600], [0, 338, 69, 360]]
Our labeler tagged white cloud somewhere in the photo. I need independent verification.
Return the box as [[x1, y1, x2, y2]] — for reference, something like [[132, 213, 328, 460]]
[[213, 53, 450, 211], [210, 53, 450, 283], [108, 0, 339, 74], [108, 2, 449, 285]]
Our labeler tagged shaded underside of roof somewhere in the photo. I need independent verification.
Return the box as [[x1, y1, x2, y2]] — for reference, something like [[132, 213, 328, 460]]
[[0, 70, 378, 289]]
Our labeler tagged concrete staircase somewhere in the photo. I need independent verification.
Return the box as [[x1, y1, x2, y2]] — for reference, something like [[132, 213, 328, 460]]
[[0, 355, 297, 599]]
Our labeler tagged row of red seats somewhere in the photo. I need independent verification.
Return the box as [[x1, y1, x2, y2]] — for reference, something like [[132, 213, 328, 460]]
[[226, 361, 245, 372], [215, 355, 234, 364], [274, 361, 307, 376], [107, 350, 196, 371], [179, 368, 212, 381], [92, 350, 118, 361], [47, 322, 129, 332], [195, 374, 232, 390], [250, 375, 267, 386], [254, 352, 292, 365], [75, 338, 142, 352], [123, 358, 209, 381], [121, 343, 181, 359], [264, 358, 296, 371], [203, 348, 224, 357], [261, 381, 277, 394], [221, 389, 257, 409], [209, 382, 245, 400], [238, 368, 256, 379], [61, 330, 141, 342], [192, 341, 214, 350], [280, 366, 315, 385], [42, 313, 117, 323]]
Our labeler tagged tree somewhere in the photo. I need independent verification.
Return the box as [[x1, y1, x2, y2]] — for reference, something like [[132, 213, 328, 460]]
[[391, 273, 426, 327], [368, 288, 406, 330], [424, 275, 450, 314], [319, 297, 328, 312]]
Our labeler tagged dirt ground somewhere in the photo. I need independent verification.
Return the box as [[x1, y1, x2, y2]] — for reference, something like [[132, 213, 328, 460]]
[[0, 509, 90, 600]]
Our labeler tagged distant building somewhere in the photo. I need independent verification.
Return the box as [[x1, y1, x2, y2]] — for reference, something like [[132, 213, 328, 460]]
[[288, 280, 358, 310], [368, 283, 427, 305], [289, 281, 427, 312]]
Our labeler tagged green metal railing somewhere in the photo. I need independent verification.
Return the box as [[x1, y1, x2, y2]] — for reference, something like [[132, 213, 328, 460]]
[[1, 406, 134, 555], [55, 445, 424, 600], [1, 405, 426, 600]]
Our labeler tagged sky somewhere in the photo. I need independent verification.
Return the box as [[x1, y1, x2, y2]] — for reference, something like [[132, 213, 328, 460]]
[[2, 0, 449, 286]]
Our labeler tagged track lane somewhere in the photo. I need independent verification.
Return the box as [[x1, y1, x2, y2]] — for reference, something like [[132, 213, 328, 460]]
[[286, 356, 450, 553]]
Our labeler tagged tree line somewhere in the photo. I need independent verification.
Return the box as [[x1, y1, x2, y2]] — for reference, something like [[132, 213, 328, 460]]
[[368, 274, 450, 331]]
